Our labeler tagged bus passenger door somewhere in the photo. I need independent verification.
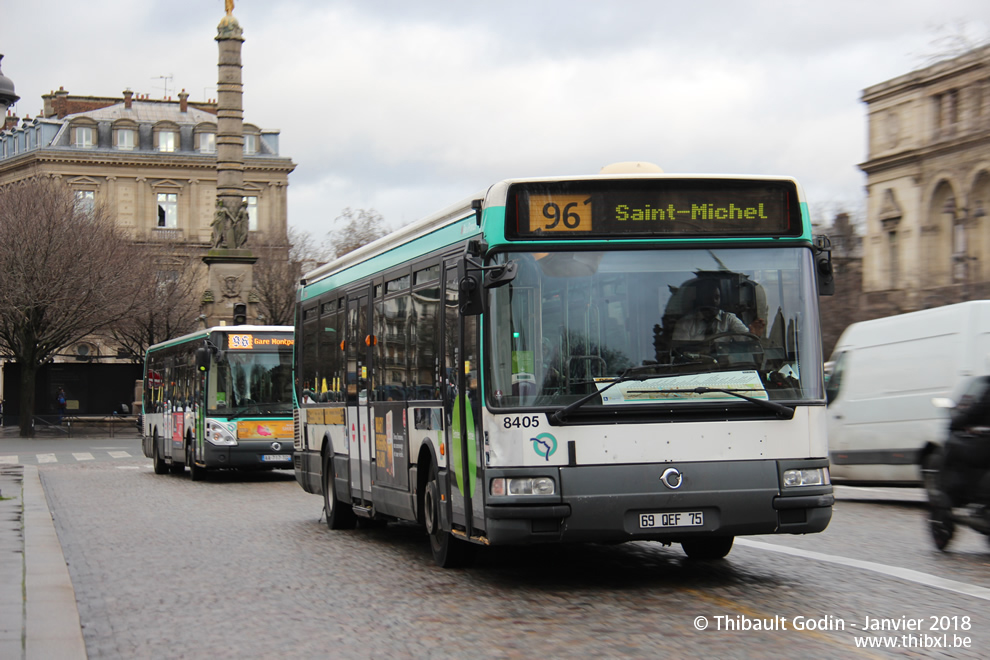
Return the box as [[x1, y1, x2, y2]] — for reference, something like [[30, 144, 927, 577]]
[[346, 292, 374, 506], [443, 257, 484, 532]]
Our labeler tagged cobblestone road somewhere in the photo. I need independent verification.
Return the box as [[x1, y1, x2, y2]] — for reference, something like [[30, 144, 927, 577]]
[[39, 460, 990, 659]]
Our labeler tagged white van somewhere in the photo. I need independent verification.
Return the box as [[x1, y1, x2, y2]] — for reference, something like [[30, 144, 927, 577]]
[[826, 300, 990, 485]]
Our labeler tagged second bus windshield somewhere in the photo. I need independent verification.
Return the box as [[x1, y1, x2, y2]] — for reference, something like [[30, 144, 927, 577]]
[[211, 351, 293, 415], [488, 247, 823, 409]]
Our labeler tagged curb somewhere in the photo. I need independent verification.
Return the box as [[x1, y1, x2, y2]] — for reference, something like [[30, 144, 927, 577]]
[[23, 465, 87, 660]]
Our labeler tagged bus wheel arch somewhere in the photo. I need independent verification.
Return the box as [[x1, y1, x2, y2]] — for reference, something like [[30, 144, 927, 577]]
[[681, 536, 734, 560], [422, 450, 475, 568], [322, 445, 355, 530], [187, 435, 205, 481], [152, 428, 168, 475], [415, 444, 439, 527]]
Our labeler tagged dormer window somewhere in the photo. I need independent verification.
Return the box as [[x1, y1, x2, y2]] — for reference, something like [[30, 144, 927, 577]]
[[74, 125, 95, 148], [115, 127, 136, 150], [198, 132, 215, 153], [157, 130, 177, 152], [243, 133, 258, 155]]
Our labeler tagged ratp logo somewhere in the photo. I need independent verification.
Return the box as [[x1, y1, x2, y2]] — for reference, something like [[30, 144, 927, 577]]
[[531, 433, 558, 461]]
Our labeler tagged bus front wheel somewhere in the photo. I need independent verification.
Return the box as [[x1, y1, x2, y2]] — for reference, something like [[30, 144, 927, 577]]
[[323, 452, 355, 530], [424, 459, 475, 568], [681, 536, 734, 560]]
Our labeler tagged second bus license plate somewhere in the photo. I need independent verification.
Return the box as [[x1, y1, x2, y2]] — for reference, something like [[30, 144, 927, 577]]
[[261, 454, 292, 462], [639, 511, 704, 528]]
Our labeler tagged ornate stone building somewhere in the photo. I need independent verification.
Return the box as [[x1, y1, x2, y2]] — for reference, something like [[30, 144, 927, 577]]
[[1, 88, 292, 261], [0, 7, 295, 418], [859, 44, 990, 314]]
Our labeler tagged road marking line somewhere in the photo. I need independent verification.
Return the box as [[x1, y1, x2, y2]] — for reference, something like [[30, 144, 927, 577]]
[[0, 455, 18, 464], [736, 538, 990, 602], [36, 454, 57, 464], [72, 453, 94, 461], [108, 451, 131, 459]]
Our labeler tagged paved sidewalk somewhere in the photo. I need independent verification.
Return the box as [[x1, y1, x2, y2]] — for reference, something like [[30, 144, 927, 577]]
[[0, 463, 87, 660]]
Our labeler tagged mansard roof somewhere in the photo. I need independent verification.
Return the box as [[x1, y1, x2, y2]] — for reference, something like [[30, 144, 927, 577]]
[[63, 101, 218, 125]]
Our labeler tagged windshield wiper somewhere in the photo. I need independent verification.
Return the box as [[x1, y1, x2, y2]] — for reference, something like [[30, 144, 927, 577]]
[[551, 365, 666, 423], [666, 387, 794, 420], [551, 369, 795, 423]]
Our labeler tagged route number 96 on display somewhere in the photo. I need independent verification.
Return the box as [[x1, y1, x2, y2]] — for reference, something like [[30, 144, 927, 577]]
[[639, 511, 704, 528]]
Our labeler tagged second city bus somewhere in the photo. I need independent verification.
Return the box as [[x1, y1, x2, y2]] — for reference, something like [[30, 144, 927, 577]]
[[293, 164, 835, 566], [143, 325, 295, 480]]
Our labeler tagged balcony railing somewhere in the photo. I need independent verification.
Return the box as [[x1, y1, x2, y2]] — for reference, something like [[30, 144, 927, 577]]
[[150, 228, 184, 241]]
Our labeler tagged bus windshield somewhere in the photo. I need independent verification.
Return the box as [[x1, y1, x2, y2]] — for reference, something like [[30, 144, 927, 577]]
[[487, 247, 823, 409], [212, 350, 293, 416]]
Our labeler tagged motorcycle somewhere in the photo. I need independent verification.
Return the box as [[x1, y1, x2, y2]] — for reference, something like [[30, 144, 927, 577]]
[[927, 375, 990, 551]]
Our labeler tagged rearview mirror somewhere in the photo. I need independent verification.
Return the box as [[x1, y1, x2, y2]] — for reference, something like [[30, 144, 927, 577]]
[[195, 347, 211, 372], [814, 235, 834, 296]]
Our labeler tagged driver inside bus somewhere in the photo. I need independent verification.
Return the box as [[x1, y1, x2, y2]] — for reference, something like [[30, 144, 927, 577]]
[[673, 279, 764, 341]]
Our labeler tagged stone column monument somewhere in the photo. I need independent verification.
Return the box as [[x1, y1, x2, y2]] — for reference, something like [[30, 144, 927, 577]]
[[203, 0, 257, 327]]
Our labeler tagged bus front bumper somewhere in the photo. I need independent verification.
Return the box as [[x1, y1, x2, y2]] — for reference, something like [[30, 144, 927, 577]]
[[481, 459, 833, 545], [202, 440, 295, 469]]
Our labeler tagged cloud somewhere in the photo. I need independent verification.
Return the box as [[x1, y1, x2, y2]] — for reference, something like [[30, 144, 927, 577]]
[[4, 0, 989, 238]]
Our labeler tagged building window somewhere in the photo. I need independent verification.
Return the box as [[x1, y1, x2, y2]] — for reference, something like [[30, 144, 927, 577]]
[[243, 134, 258, 155], [244, 196, 258, 231], [155, 269, 180, 294], [157, 130, 177, 152], [887, 230, 898, 290], [198, 132, 215, 154], [157, 193, 178, 228], [116, 128, 136, 150], [75, 190, 95, 215], [74, 126, 95, 148]]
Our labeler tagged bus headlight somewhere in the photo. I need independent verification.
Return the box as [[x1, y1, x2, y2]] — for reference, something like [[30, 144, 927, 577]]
[[490, 477, 556, 496], [206, 421, 238, 446], [783, 467, 830, 487]]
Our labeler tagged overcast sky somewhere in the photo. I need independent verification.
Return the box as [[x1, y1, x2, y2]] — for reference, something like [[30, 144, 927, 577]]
[[3, 1, 989, 238]]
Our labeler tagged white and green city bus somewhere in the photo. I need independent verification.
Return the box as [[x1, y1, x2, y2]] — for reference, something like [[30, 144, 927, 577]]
[[293, 165, 835, 566], [143, 325, 295, 480]]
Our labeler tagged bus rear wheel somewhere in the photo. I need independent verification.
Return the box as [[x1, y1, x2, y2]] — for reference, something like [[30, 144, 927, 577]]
[[323, 452, 355, 530], [424, 459, 475, 568], [152, 432, 168, 475], [681, 536, 734, 560]]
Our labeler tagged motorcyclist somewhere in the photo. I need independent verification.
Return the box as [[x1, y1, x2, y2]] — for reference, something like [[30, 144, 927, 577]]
[[939, 376, 990, 514]]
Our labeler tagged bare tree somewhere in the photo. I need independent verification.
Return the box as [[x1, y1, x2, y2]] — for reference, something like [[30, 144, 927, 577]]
[[252, 226, 331, 326], [326, 207, 389, 259], [916, 20, 990, 66], [0, 177, 144, 436], [818, 211, 866, 357], [103, 241, 203, 361], [252, 210, 388, 327]]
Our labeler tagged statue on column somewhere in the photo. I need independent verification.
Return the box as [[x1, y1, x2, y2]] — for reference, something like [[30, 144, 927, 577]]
[[212, 198, 231, 248], [231, 199, 250, 248]]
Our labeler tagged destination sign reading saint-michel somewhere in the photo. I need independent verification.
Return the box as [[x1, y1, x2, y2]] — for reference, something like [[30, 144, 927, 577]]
[[507, 179, 801, 238]]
